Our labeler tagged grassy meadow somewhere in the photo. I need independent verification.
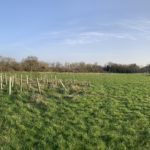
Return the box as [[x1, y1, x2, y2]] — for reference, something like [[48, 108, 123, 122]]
[[0, 73, 150, 150]]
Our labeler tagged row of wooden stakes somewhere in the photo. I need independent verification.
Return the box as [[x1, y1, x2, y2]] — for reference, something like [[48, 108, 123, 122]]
[[0, 74, 66, 95]]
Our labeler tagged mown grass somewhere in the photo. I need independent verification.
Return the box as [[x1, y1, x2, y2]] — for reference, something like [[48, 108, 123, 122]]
[[1, 73, 150, 150]]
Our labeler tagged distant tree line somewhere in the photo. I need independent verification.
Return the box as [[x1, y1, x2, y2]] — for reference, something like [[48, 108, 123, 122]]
[[0, 56, 150, 73], [103, 63, 140, 73]]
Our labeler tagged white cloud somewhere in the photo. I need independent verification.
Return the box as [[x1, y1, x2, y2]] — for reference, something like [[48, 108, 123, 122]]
[[61, 31, 136, 45], [10, 18, 150, 47], [116, 19, 150, 39]]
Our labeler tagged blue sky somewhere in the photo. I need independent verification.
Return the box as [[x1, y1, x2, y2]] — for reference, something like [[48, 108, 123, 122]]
[[0, 0, 150, 65]]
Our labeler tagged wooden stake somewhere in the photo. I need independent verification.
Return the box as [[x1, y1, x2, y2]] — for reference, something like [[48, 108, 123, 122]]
[[26, 75, 29, 85], [9, 77, 12, 95], [37, 78, 41, 94], [5, 74, 8, 85], [59, 80, 67, 91], [20, 74, 22, 92], [11, 76, 14, 87], [0, 74, 3, 90], [14, 74, 16, 86]]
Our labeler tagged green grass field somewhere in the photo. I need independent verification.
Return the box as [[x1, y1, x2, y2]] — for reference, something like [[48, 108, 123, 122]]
[[1, 73, 150, 150]]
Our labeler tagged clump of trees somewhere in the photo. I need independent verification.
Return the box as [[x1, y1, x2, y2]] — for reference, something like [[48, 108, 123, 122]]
[[104, 63, 140, 73], [22, 56, 49, 72], [0, 56, 20, 71], [49, 62, 103, 72], [0, 56, 103, 72], [0, 56, 150, 73]]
